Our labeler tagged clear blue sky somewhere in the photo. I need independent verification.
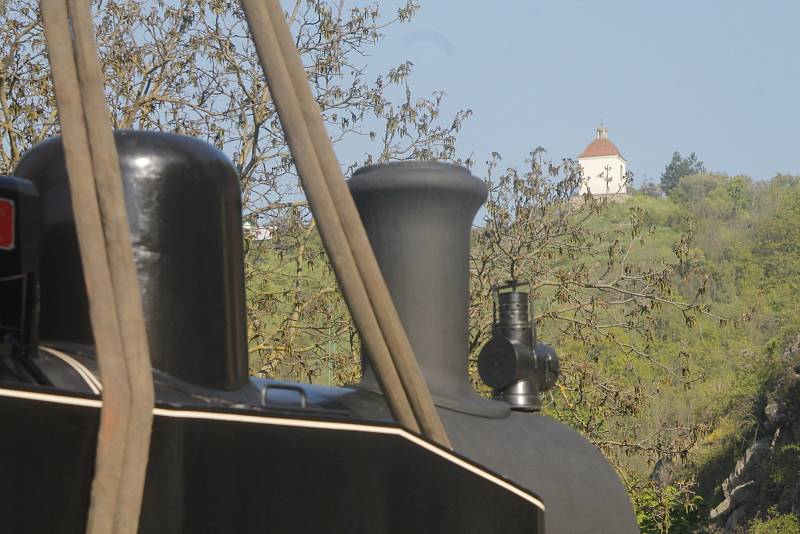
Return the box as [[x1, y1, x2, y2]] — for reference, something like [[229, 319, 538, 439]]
[[342, 1, 800, 185]]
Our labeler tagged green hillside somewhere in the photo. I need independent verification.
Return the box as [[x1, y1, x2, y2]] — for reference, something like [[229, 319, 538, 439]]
[[566, 174, 800, 532], [245, 169, 800, 532]]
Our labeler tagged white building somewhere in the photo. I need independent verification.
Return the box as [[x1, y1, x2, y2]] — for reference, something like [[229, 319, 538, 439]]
[[577, 125, 627, 196], [242, 222, 276, 241]]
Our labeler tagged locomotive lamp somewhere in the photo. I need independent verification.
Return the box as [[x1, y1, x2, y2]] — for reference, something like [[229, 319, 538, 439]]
[[477, 280, 559, 411]]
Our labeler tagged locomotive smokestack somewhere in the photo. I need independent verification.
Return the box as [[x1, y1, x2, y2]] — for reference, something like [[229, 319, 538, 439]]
[[349, 161, 506, 416]]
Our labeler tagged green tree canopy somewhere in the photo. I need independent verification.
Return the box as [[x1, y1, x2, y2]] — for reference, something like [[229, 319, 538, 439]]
[[660, 151, 706, 193]]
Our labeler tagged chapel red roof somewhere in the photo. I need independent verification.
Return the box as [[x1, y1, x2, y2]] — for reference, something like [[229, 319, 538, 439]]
[[578, 126, 624, 159], [578, 138, 622, 158]]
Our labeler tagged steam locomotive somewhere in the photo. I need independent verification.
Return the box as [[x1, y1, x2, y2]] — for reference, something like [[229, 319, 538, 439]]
[[0, 131, 638, 533]]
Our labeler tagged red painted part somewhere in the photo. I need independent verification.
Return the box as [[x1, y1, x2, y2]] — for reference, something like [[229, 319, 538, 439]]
[[578, 137, 623, 159], [0, 198, 14, 250]]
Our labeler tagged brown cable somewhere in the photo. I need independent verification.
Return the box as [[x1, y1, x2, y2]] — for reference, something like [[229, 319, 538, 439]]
[[242, 0, 451, 448], [41, 2, 130, 530], [261, 0, 451, 449], [240, 0, 421, 435], [66, 3, 155, 531], [40, 0, 154, 532]]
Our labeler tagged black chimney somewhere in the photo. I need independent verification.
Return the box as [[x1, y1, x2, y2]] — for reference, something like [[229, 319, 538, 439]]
[[349, 161, 508, 417], [14, 131, 249, 390]]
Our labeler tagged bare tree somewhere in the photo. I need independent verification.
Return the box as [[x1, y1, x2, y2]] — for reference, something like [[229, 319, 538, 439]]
[[0, 0, 470, 383], [468, 149, 744, 494], [0, 2, 743, 523]]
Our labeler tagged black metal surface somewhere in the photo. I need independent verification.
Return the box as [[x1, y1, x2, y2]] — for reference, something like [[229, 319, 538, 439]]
[[348, 161, 639, 533], [338, 377, 639, 533], [440, 409, 637, 534], [14, 132, 249, 390], [478, 336, 521, 390], [0, 177, 39, 350], [29, 341, 364, 420], [0, 176, 42, 383], [0, 390, 98, 533], [30, 349, 97, 394], [478, 282, 560, 411], [349, 161, 509, 418], [0, 389, 544, 534], [0, 150, 639, 532], [480, 288, 536, 391]]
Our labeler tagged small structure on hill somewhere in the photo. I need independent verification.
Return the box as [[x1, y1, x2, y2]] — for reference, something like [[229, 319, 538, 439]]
[[243, 222, 277, 241], [577, 125, 628, 197]]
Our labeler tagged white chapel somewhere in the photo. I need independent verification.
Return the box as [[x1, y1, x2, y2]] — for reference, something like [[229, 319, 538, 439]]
[[577, 125, 627, 196]]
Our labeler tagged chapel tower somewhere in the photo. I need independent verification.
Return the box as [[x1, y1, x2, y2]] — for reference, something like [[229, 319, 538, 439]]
[[577, 125, 627, 196]]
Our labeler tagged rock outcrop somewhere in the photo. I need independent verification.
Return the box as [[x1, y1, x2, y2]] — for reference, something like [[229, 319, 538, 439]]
[[709, 336, 800, 531]]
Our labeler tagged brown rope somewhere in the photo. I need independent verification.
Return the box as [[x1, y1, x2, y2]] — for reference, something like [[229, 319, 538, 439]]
[[40, 3, 130, 530], [261, 0, 450, 448], [40, 0, 154, 532], [242, 0, 451, 448]]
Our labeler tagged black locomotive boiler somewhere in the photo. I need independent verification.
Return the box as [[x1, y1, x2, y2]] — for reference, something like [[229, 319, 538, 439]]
[[0, 131, 638, 533]]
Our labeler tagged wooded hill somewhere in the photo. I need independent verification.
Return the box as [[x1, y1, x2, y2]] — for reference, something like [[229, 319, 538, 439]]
[[556, 173, 800, 533], [1, 0, 792, 529], [246, 168, 800, 533]]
